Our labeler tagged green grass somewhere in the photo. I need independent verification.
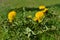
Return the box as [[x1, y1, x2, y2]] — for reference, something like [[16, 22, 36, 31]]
[[0, 0, 60, 40]]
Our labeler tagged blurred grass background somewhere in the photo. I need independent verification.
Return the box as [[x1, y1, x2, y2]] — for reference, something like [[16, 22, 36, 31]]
[[0, 0, 60, 40], [0, 0, 60, 8]]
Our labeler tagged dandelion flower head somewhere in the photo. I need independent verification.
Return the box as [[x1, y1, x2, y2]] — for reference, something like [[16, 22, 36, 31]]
[[8, 11, 16, 23]]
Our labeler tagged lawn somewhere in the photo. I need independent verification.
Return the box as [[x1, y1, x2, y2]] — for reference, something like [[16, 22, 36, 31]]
[[0, 0, 60, 40]]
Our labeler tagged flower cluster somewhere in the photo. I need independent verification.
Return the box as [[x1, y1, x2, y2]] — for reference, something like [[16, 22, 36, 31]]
[[7, 5, 48, 23], [33, 5, 48, 23]]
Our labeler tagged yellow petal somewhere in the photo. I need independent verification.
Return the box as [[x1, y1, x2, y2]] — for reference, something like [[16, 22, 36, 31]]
[[33, 17, 38, 21], [42, 8, 48, 13], [39, 5, 46, 9]]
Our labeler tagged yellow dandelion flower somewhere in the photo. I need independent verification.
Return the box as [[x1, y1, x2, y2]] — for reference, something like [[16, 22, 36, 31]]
[[8, 11, 16, 23], [33, 11, 45, 22], [35, 11, 45, 19], [39, 5, 46, 9]]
